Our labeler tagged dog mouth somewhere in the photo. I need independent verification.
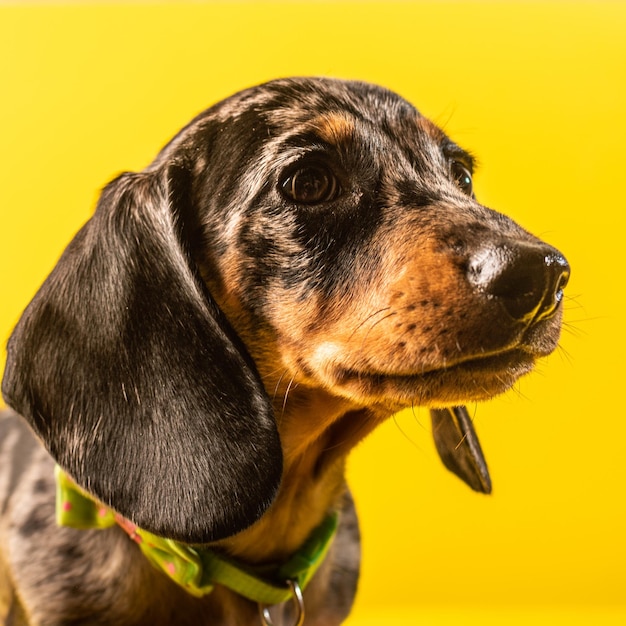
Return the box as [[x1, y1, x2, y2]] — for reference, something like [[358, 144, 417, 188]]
[[320, 304, 565, 406], [332, 346, 537, 405]]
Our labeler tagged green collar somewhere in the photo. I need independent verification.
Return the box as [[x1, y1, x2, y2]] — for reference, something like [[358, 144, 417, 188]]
[[55, 467, 338, 605]]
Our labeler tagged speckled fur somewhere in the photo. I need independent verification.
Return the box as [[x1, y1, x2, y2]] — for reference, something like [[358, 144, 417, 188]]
[[1, 78, 565, 625]]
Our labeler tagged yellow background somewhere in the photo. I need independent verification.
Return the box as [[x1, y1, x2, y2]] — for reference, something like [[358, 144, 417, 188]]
[[1, 1, 625, 623]]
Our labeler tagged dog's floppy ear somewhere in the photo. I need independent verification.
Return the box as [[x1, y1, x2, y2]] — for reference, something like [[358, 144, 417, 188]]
[[431, 406, 491, 494], [2, 163, 282, 543]]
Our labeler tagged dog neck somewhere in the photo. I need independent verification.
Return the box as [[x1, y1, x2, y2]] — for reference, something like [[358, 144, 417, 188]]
[[195, 283, 387, 565], [214, 384, 383, 565]]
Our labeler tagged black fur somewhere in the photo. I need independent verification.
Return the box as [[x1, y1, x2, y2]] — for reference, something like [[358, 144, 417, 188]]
[[2, 167, 282, 544], [0, 77, 568, 625]]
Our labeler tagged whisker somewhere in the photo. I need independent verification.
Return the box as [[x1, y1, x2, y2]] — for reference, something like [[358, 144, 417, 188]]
[[273, 369, 289, 402], [409, 402, 428, 432], [556, 343, 575, 366], [348, 307, 392, 341], [358, 311, 398, 353], [561, 321, 587, 339], [392, 413, 423, 451], [281, 376, 297, 416], [505, 378, 530, 401]]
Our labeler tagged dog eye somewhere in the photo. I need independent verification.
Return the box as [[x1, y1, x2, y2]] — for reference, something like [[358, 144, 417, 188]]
[[280, 165, 339, 204], [451, 161, 473, 196]]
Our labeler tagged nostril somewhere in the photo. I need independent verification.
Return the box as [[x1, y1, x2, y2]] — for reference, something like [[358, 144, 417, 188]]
[[539, 252, 570, 320], [467, 244, 570, 322]]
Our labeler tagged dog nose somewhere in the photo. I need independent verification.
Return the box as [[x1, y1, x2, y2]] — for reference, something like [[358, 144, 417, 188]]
[[467, 243, 570, 321]]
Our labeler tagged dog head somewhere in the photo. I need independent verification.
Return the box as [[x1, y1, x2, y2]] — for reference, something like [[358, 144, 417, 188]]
[[177, 79, 568, 410], [2, 78, 569, 542]]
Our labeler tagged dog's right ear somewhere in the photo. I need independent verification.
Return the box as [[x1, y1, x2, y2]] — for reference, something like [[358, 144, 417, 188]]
[[431, 406, 491, 494], [2, 163, 282, 544]]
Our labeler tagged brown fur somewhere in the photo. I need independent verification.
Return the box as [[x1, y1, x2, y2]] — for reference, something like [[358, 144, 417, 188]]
[[0, 78, 568, 625]]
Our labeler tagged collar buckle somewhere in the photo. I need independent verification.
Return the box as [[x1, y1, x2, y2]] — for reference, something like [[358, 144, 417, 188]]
[[259, 579, 305, 626]]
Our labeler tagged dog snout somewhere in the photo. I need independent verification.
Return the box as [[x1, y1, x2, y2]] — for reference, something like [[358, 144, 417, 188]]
[[467, 242, 570, 322]]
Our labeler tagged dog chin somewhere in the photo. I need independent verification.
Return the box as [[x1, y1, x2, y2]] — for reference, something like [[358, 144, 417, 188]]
[[326, 348, 539, 407]]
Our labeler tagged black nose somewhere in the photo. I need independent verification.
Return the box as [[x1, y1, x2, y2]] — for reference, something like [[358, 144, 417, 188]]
[[467, 243, 570, 321]]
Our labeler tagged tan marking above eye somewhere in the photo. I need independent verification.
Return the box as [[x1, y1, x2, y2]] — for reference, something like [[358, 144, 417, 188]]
[[415, 116, 446, 142], [310, 113, 356, 145]]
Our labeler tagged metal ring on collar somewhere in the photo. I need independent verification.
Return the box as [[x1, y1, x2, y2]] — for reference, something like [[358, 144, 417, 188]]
[[258, 580, 305, 626]]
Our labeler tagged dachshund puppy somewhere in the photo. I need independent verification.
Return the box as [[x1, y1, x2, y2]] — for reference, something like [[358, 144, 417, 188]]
[[0, 78, 569, 625]]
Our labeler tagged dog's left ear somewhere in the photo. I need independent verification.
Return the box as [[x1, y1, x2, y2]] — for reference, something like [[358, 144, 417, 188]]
[[2, 163, 282, 543]]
